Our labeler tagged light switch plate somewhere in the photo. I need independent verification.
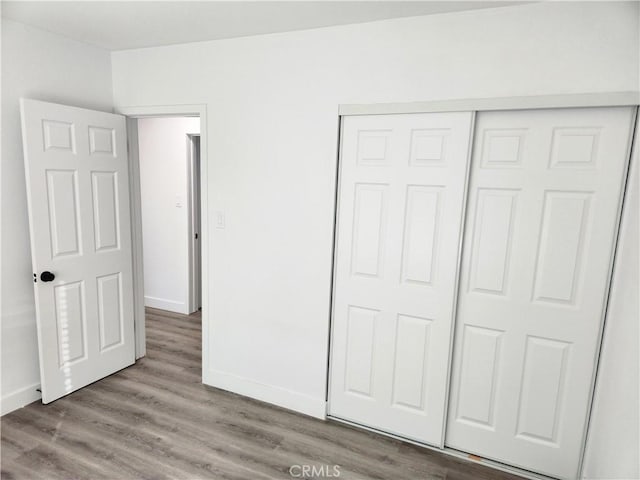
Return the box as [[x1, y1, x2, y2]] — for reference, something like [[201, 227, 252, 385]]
[[215, 211, 225, 229]]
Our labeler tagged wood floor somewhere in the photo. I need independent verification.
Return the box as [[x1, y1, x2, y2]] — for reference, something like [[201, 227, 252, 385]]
[[1, 308, 521, 480]]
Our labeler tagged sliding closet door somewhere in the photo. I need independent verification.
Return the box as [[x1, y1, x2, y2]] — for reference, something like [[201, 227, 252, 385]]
[[329, 112, 473, 445], [446, 107, 635, 479]]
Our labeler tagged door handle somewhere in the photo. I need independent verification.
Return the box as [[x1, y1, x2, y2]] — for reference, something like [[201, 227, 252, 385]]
[[40, 271, 55, 282]]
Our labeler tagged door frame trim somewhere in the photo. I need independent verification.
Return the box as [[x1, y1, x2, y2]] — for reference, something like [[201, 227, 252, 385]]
[[117, 104, 208, 377], [338, 91, 640, 116]]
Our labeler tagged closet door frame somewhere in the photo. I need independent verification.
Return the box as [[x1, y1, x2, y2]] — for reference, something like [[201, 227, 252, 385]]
[[326, 91, 639, 480]]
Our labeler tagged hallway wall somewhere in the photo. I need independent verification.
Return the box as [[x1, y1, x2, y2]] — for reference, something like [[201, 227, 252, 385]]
[[138, 116, 200, 314]]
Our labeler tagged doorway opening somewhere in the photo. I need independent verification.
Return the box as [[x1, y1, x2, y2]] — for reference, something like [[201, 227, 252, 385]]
[[125, 113, 205, 362]]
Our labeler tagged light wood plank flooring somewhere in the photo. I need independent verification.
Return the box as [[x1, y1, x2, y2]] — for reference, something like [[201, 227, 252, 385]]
[[1, 308, 521, 480]]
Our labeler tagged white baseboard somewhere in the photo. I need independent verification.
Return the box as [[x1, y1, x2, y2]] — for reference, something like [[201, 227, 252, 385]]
[[1, 383, 41, 416], [205, 369, 326, 420], [144, 295, 188, 314]]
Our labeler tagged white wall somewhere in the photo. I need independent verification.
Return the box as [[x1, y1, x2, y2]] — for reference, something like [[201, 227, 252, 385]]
[[112, 1, 639, 418], [582, 120, 639, 480], [0, 18, 114, 414], [138, 117, 200, 314], [1, 2, 636, 477]]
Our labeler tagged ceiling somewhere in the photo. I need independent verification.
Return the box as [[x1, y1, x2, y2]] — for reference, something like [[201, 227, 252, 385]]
[[1, 1, 527, 51]]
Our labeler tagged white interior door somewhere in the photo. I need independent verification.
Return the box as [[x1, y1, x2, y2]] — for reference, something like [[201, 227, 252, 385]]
[[21, 98, 136, 403], [446, 106, 636, 479], [329, 112, 473, 445]]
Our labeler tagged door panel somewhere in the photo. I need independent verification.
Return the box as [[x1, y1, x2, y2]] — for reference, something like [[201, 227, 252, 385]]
[[468, 188, 518, 295], [97, 273, 124, 351], [351, 183, 387, 277], [401, 186, 440, 285], [46, 169, 82, 257], [54, 280, 87, 366], [91, 171, 120, 251], [344, 306, 378, 397], [21, 98, 135, 403], [515, 335, 569, 445], [455, 325, 503, 430], [446, 107, 635, 479], [391, 314, 432, 411], [329, 112, 473, 446]]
